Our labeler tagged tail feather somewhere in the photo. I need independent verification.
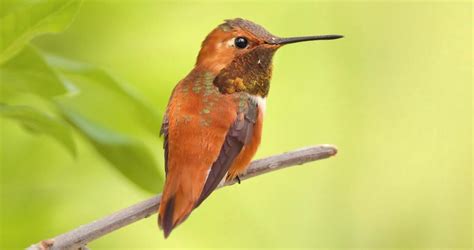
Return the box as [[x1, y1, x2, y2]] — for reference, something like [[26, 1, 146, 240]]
[[158, 196, 175, 238], [158, 186, 195, 238]]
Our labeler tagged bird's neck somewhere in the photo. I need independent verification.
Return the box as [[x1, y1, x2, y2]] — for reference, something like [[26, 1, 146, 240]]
[[195, 49, 275, 97]]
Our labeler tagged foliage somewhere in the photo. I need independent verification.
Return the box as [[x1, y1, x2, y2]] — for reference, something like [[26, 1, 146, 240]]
[[0, 103, 75, 155], [0, 0, 164, 192], [0, 0, 82, 64], [1, 0, 471, 249]]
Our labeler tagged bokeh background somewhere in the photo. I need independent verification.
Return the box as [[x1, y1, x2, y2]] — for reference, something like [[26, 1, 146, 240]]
[[1, 0, 472, 249]]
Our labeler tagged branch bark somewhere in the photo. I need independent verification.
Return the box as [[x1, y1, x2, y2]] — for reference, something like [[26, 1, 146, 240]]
[[27, 144, 337, 250]]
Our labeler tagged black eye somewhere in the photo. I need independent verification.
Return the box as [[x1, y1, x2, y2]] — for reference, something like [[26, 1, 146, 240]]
[[234, 37, 248, 49]]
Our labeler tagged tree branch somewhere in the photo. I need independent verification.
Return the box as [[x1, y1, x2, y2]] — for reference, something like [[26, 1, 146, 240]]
[[27, 144, 337, 250]]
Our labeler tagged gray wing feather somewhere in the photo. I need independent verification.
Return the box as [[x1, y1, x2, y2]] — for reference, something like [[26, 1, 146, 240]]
[[195, 97, 259, 207]]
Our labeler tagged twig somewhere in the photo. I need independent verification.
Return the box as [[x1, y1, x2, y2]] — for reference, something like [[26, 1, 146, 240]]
[[27, 145, 337, 250]]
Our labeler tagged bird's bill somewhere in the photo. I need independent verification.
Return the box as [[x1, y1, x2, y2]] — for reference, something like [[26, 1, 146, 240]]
[[269, 35, 343, 45]]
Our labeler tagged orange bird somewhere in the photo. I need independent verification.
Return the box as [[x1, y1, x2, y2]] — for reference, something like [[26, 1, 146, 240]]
[[158, 18, 342, 237]]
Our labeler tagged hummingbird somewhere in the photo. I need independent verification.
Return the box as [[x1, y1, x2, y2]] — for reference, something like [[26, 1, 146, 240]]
[[158, 18, 342, 237]]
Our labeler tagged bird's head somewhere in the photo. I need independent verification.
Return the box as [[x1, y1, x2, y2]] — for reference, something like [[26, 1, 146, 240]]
[[196, 18, 343, 97]]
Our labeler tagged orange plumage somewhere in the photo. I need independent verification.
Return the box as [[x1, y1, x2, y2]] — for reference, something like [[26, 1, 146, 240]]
[[157, 18, 342, 237], [159, 68, 257, 226]]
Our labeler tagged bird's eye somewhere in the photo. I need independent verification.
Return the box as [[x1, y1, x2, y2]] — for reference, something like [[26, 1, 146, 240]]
[[234, 37, 248, 49]]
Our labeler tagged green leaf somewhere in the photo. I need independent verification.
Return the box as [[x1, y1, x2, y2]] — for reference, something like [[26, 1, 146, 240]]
[[58, 105, 163, 192], [1, 47, 163, 191], [0, 0, 82, 64], [0, 103, 76, 156], [0, 45, 68, 99], [45, 54, 162, 133], [45, 54, 164, 191], [0, 0, 28, 17]]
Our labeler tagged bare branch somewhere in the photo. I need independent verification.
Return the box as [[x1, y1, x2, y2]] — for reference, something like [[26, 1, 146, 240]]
[[27, 145, 337, 250]]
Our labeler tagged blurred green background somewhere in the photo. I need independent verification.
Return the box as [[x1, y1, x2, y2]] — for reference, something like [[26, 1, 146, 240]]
[[0, 0, 472, 249]]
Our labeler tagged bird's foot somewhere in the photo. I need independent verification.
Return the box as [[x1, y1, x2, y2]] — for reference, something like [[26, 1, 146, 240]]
[[236, 175, 241, 184]]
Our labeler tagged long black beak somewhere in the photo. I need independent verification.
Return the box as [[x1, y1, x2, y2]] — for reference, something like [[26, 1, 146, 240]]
[[268, 35, 343, 45]]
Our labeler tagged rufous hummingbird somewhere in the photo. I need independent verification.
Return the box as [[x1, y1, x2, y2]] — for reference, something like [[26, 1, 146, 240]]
[[158, 18, 342, 237]]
